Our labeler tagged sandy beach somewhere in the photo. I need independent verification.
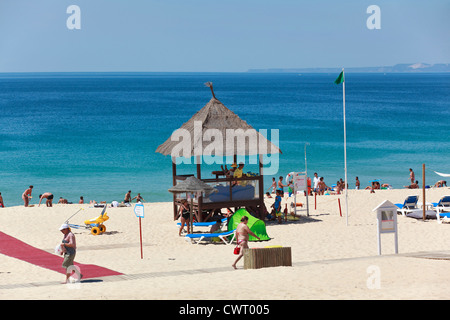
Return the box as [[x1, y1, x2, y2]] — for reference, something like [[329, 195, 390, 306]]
[[1, 187, 450, 300]]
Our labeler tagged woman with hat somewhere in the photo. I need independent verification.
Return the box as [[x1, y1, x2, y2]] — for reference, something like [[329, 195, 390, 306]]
[[59, 223, 79, 283]]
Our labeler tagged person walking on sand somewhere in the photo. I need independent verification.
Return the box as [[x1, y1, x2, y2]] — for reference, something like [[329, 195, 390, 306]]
[[59, 223, 81, 284], [0, 192, 4, 208], [38, 192, 54, 207], [22, 185, 33, 207], [232, 216, 260, 269]]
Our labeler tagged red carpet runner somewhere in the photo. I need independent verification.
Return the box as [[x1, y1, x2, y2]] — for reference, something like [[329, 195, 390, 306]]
[[0, 231, 122, 279]]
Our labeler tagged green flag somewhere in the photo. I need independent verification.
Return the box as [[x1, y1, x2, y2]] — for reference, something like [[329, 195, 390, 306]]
[[334, 71, 344, 84]]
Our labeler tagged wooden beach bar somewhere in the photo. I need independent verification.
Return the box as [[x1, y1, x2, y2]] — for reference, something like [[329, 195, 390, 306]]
[[155, 85, 281, 221]]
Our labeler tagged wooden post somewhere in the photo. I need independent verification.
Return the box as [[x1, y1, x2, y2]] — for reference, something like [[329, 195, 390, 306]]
[[172, 159, 177, 221], [259, 154, 264, 210], [139, 217, 143, 259], [338, 198, 342, 217], [423, 163, 426, 221], [190, 197, 194, 234], [315, 192, 317, 210]]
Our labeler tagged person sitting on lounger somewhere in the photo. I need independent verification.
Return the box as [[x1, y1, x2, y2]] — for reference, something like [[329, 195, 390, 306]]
[[210, 220, 222, 233]]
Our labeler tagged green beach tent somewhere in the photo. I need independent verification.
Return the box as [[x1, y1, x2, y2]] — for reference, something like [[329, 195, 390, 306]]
[[228, 208, 270, 241]]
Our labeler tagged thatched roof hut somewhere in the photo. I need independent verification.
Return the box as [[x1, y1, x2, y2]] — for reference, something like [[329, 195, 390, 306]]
[[155, 97, 281, 157], [156, 83, 281, 221]]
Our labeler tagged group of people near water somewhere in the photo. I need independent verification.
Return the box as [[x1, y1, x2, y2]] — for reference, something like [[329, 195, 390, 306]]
[[0, 185, 146, 208]]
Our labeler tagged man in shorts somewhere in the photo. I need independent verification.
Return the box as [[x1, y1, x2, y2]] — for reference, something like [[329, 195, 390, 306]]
[[38, 192, 54, 207]]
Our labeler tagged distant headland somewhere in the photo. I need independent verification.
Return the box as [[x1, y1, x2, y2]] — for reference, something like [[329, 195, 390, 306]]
[[248, 63, 450, 73]]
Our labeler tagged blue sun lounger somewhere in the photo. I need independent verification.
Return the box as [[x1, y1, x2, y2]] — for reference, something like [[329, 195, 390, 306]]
[[185, 229, 236, 245], [433, 196, 450, 223], [432, 196, 450, 213], [395, 195, 419, 216], [177, 217, 227, 227]]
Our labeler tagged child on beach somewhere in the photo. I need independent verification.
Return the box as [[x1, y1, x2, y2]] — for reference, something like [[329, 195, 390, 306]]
[[287, 180, 294, 197], [271, 190, 283, 223]]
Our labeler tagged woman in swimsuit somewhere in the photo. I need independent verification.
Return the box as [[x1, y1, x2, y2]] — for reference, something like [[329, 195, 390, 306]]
[[232, 216, 260, 269], [177, 199, 191, 236], [22, 185, 33, 207]]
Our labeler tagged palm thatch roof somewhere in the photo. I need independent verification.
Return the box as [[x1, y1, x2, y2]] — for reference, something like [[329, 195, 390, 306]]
[[156, 90, 281, 157], [168, 176, 217, 195]]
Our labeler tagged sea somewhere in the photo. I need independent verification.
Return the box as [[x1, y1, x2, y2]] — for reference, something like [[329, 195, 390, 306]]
[[0, 72, 449, 207]]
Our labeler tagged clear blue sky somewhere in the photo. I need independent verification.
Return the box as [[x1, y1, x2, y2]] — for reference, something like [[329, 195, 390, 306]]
[[0, 0, 448, 72]]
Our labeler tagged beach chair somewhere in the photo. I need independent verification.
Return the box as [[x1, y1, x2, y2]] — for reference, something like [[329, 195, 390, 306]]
[[432, 196, 450, 214], [177, 217, 227, 228], [185, 229, 236, 245], [433, 196, 450, 224], [395, 195, 419, 216]]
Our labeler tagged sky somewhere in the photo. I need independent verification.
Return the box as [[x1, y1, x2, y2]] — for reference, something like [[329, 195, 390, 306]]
[[0, 0, 449, 72]]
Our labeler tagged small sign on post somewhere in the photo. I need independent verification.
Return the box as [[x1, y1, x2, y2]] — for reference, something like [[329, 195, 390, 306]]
[[290, 172, 309, 217], [134, 203, 144, 259], [373, 200, 398, 255]]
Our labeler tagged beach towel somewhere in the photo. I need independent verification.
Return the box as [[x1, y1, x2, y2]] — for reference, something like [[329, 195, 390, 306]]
[[0, 231, 122, 279]]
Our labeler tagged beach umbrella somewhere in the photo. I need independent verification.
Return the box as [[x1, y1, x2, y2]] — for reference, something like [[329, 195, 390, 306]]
[[168, 176, 218, 233]]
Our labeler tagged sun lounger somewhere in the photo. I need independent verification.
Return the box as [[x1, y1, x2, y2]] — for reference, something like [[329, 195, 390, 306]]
[[436, 212, 450, 224], [395, 195, 419, 216], [433, 196, 450, 224], [177, 217, 227, 228], [432, 196, 450, 214], [185, 229, 236, 245]]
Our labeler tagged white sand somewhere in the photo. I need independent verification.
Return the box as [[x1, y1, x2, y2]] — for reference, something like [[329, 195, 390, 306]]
[[1, 187, 450, 300]]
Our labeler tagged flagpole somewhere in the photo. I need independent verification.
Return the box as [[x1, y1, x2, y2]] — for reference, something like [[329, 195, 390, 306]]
[[342, 68, 348, 226]]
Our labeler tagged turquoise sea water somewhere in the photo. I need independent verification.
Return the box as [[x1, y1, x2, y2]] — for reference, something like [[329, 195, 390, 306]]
[[0, 72, 449, 206]]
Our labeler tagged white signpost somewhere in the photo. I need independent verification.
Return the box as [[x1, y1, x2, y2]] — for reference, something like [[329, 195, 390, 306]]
[[373, 200, 398, 255], [134, 203, 144, 259], [289, 172, 309, 217]]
